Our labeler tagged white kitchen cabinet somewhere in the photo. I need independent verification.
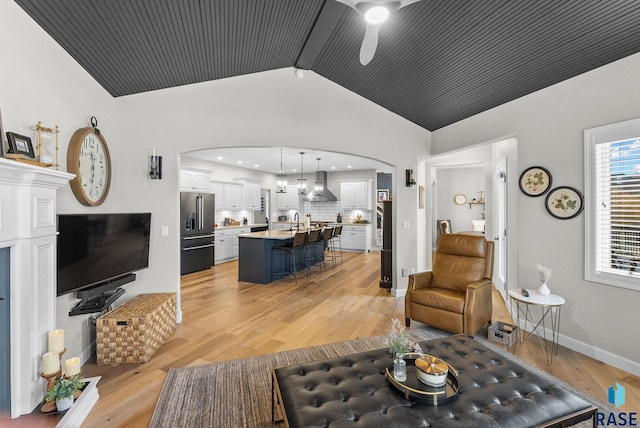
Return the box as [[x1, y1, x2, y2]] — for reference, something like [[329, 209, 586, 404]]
[[276, 191, 301, 210], [210, 182, 224, 208], [215, 229, 233, 262], [340, 182, 371, 209], [340, 224, 371, 252], [223, 184, 243, 209], [243, 183, 261, 210], [231, 227, 251, 258], [180, 168, 212, 192]]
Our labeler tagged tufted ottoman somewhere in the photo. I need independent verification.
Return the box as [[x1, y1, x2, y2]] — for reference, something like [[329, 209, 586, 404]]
[[272, 335, 596, 427]]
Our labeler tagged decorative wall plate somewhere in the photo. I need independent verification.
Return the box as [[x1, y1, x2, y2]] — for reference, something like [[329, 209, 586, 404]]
[[519, 166, 552, 197], [545, 186, 584, 219]]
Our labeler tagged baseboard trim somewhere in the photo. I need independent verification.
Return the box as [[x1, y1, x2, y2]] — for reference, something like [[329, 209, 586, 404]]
[[512, 317, 640, 377], [391, 287, 407, 298], [558, 333, 640, 377]]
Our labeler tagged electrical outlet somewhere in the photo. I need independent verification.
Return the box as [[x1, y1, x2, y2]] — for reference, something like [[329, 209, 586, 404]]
[[161, 225, 169, 236], [402, 221, 410, 229]]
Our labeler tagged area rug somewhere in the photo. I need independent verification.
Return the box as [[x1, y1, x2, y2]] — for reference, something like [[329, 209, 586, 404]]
[[150, 328, 613, 427]]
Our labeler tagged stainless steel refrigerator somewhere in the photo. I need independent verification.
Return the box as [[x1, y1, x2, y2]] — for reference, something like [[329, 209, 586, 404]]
[[180, 192, 215, 275]]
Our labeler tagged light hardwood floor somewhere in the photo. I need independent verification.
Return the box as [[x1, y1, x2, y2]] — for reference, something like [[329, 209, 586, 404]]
[[6, 251, 639, 427]]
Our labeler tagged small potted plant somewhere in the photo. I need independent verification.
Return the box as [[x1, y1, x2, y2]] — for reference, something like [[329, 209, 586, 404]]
[[536, 264, 552, 296], [45, 375, 83, 411], [384, 318, 421, 382]]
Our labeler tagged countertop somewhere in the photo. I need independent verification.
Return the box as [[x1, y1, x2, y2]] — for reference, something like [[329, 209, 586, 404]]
[[238, 230, 301, 240], [271, 221, 370, 226], [216, 223, 267, 230]]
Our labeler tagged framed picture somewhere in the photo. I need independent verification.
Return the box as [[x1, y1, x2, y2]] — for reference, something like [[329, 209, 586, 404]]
[[377, 189, 389, 202], [545, 186, 584, 219], [419, 185, 425, 209], [519, 166, 552, 197], [6, 132, 35, 159]]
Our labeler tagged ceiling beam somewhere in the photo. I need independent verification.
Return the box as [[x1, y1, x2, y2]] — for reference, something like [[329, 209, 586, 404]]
[[295, 0, 347, 70]]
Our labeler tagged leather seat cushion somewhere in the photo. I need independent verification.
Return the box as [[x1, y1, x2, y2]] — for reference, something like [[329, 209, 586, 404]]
[[409, 288, 465, 313], [274, 335, 596, 428]]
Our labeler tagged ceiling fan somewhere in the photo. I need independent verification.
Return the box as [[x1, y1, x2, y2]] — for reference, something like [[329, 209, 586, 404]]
[[335, 0, 423, 65]]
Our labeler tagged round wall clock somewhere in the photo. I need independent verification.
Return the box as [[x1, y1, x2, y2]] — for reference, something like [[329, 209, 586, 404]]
[[67, 119, 112, 206], [454, 194, 467, 205]]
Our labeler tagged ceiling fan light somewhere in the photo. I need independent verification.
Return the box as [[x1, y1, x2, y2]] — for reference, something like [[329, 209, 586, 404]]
[[364, 6, 389, 25]]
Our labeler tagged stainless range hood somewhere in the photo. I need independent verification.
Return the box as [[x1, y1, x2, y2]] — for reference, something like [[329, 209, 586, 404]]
[[305, 171, 337, 202]]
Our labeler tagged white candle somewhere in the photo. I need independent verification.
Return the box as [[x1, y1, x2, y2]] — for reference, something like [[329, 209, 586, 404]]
[[48, 329, 64, 354], [64, 357, 81, 377], [42, 352, 59, 376]]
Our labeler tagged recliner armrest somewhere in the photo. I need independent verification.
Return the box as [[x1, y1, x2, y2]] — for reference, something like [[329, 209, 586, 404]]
[[407, 271, 433, 291], [463, 279, 493, 336], [466, 279, 492, 292]]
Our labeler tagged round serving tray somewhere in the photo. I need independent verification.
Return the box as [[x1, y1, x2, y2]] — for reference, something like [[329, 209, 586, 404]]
[[386, 353, 460, 406]]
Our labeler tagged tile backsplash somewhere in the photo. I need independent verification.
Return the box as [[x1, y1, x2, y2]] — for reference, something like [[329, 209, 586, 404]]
[[279, 201, 373, 224], [214, 202, 374, 227]]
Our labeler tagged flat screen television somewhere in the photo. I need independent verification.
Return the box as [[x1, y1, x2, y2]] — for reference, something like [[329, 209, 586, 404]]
[[57, 213, 151, 297]]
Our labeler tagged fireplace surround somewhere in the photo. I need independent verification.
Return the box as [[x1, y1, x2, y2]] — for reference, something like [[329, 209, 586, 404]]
[[0, 158, 73, 417]]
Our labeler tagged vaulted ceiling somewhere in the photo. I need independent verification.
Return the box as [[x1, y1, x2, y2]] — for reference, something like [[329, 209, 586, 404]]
[[14, 0, 640, 131]]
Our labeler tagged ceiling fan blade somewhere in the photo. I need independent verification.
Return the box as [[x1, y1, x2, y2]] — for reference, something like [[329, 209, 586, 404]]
[[359, 23, 380, 65]]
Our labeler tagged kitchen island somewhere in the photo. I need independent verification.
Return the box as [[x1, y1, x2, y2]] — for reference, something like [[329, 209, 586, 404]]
[[237, 229, 323, 284]]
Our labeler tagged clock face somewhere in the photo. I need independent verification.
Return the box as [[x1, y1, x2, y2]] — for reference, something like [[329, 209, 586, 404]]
[[68, 127, 112, 206], [79, 133, 109, 203], [454, 194, 467, 205]]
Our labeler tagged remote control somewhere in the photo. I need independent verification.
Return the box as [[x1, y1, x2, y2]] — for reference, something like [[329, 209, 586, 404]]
[[521, 289, 529, 297]]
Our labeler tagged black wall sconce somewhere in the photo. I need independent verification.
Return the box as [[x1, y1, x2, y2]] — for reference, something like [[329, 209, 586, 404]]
[[405, 169, 416, 188], [150, 150, 162, 179]]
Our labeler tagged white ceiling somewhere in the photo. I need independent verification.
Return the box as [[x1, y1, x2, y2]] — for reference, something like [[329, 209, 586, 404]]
[[183, 147, 393, 174]]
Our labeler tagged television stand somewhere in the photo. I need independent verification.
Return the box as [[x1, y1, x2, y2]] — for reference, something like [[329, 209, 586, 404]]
[[69, 273, 136, 316], [69, 288, 126, 316]]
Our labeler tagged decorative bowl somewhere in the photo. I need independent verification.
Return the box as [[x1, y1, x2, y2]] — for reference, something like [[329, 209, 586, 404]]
[[415, 355, 448, 387]]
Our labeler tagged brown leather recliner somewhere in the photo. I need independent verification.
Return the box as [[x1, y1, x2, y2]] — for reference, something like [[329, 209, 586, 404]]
[[405, 234, 494, 337]]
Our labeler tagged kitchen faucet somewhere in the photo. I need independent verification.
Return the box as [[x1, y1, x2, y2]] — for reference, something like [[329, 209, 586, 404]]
[[293, 212, 300, 231]]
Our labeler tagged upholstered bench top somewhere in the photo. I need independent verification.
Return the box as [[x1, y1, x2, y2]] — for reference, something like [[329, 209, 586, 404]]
[[273, 335, 596, 427]]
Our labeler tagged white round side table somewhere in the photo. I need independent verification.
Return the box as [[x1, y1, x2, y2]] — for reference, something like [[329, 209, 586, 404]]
[[508, 288, 565, 365]]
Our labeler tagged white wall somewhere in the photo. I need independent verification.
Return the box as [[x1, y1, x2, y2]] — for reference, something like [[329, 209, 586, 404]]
[[435, 166, 485, 238], [432, 52, 640, 373]]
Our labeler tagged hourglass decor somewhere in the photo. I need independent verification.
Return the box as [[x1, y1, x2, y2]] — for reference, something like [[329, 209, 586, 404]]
[[30, 121, 59, 169]]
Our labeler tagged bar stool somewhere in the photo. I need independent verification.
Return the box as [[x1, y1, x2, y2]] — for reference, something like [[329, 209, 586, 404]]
[[330, 224, 344, 265], [305, 228, 322, 274], [272, 230, 307, 285], [320, 227, 335, 270]]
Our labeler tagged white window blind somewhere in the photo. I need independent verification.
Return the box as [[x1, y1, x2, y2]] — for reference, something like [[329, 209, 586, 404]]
[[585, 118, 640, 291]]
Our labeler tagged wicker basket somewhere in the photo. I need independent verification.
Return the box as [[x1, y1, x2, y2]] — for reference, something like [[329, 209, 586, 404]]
[[96, 293, 176, 366], [488, 321, 518, 347]]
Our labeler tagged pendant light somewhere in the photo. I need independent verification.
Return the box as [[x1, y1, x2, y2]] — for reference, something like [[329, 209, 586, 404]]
[[314, 158, 324, 196], [297, 152, 307, 195], [276, 148, 287, 193]]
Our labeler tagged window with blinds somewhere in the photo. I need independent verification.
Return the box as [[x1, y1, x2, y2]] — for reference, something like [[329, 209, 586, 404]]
[[585, 118, 640, 291]]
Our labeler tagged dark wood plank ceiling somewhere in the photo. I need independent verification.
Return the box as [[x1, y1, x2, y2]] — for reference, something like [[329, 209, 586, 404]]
[[13, 0, 640, 130]]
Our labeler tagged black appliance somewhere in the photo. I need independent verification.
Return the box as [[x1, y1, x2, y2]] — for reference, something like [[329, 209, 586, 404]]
[[380, 200, 392, 288], [57, 213, 151, 315], [180, 192, 215, 275]]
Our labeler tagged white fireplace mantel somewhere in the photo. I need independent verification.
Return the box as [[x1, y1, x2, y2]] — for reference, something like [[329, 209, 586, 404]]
[[0, 158, 74, 417]]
